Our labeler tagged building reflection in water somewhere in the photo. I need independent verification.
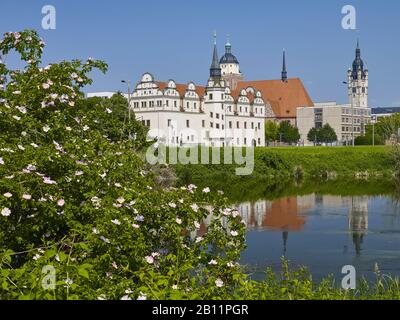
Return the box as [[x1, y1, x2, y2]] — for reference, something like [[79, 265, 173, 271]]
[[348, 196, 369, 256], [194, 194, 370, 257], [237, 196, 309, 255], [234, 194, 369, 257]]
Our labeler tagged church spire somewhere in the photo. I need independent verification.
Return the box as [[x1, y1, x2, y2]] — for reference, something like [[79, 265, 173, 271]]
[[352, 38, 365, 79], [281, 49, 288, 82], [210, 32, 221, 79], [356, 38, 361, 58]]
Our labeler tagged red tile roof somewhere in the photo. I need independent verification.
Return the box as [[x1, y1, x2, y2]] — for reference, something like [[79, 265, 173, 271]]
[[155, 78, 314, 119], [239, 78, 314, 118]]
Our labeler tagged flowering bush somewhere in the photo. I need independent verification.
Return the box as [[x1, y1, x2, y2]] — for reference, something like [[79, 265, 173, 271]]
[[0, 30, 246, 300]]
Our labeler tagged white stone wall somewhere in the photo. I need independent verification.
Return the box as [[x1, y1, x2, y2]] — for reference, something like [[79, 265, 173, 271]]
[[221, 62, 240, 76]]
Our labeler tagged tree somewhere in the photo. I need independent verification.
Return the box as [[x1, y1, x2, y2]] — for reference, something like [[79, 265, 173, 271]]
[[319, 124, 337, 145], [307, 127, 319, 145], [278, 121, 300, 145], [264, 120, 279, 146], [375, 113, 400, 142], [77, 93, 148, 148], [355, 124, 384, 145]]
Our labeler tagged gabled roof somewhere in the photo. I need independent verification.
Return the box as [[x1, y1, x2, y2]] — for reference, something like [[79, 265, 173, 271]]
[[238, 78, 314, 118], [156, 81, 205, 99]]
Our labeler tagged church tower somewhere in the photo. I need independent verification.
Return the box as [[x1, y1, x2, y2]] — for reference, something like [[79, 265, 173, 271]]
[[205, 33, 227, 147], [347, 40, 368, 108], [219, 36, 243, 90]]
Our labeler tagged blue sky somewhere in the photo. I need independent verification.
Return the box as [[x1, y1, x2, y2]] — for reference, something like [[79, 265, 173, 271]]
[[0, 0, 399, 107]]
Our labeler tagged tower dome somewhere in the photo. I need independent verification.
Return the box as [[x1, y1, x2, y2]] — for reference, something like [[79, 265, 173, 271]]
[[219, 41, 239, 64]]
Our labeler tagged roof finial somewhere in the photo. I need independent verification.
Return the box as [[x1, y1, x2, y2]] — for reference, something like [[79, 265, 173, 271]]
[[213, 31, 217, 45], [226, 33, 231, 46]]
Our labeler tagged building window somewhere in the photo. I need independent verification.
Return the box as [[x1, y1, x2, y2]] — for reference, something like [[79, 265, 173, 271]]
[[210, 112, 213, 118], [202, 120, 205, 128], [187, 102, 190, 108], [258, 122, 261, 130], [237, 122, 240, 129], [146, 120, 150, 127], [209, 94, 213, 100], [174, 101, 177, 107], [216, 113, 220, 119], [168, 119, 171, 127], [251, 122, 254, 129], [244, 138, 247, 145], [216, 124, 220, 129], [186, 120, 190, 128], [194, 102, 197, 109], [229, 121, 232, 129], [244, 122, 247, 129], [258, 138, 261, 145], [166, 100, 169, 106], [210, 122, 213, 128]]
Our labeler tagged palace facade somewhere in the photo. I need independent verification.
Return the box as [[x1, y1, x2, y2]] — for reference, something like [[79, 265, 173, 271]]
[[130, 36, 314, 147]]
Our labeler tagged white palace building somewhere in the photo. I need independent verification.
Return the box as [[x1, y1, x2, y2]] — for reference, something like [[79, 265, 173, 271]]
[[89, 36, 315, 147]]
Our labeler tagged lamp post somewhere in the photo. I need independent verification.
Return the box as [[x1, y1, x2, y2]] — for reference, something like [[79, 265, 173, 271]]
[[121, 80, 132, 139], [370, 115, 376, 146], [343, 81, 355, 147]]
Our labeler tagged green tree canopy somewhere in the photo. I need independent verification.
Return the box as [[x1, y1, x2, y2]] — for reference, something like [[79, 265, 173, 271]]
[[319, 124, 337, 144], [278, 121, 300, 145], [264, 120, 279, 145], [307, 127, 319, 145], [375, 113, 400, 141], [355, 124, 385, 145], [307, 125, 337, 145]]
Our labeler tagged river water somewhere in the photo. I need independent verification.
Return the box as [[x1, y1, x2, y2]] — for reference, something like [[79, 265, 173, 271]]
[[235, 193, 400, 281]]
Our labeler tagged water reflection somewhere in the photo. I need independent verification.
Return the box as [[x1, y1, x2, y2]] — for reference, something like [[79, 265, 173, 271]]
[[348, 196, 369, 256], [236, 194, 374, 257]]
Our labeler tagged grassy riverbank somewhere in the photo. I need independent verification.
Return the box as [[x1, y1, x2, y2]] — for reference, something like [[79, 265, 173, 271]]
[[174, 146, 394, 194]]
